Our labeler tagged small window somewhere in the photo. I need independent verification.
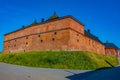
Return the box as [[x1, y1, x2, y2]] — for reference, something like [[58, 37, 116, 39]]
[[26, 42, 28, 45], [26, 36, 28, 39], [108, 51, 112, 55], [77, 39, 79, 42], [54, 32, 57, 35], [15, 40, 16, 42], [14, 44, 16, 47], [38, 34, 40, 37], [92, 41, 94, 47], [89, 40, 91, 45], [38, 35, 40, 37], [92, 44, 94, 47], [41, 40, 43, 43], [77, 34, 79, 36], [52, 38, 55, 41]]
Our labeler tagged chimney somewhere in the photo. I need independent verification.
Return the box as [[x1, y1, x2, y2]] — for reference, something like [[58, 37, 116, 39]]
[[88, 29, 90, 33], [41, 18, 44, 22]]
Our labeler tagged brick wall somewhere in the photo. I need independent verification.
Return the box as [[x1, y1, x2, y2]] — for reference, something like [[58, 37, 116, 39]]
[[68, 29, 105, 54], [3, 18, 72, 53], [3, 29, 70, 53], [69, 18, 84, 34], [4, 18, 71, 41], [105, 48, 117, 56], [3, 16, 105, 54]]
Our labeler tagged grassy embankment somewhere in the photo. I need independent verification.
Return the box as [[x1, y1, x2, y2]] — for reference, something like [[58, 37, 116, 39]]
[[0, 51, 118, 70]]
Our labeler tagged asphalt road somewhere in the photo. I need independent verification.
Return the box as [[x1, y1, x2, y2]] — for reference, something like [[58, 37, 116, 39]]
[[0, 62, 120, 80]]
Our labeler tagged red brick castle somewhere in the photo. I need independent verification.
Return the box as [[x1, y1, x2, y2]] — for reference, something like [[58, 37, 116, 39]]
[[3, 13, 119, 55]]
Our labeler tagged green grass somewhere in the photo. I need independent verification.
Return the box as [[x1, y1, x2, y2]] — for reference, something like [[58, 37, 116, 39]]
[[0, 51, 118, 70]]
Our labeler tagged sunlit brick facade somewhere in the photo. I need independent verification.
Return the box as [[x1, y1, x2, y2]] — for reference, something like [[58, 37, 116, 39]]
[[104, 43, 119, 56], [3, 14, 105, 54]]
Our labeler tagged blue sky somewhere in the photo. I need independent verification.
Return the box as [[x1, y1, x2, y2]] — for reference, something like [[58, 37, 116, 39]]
[[0, 0, 120, 51]]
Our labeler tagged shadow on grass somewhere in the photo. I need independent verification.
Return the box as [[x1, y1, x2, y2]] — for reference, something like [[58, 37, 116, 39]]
[[105, 59, 114, 67], [96, 60, 114, 70], [66, 60, 118, 80]]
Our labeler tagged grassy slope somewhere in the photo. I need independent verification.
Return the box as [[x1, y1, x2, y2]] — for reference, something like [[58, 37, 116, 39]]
[[0, 51, 118, 70]]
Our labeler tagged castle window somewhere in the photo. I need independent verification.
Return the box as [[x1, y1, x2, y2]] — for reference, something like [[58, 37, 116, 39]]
[[41, 40, 43, 43], [108, 51, 112, 55], [77, 34, 79, 36], [54, 32, 57, 35], [89, 40, 91, 45], [15, 40, 16, 42], [8, 46, 10, 48], [92, 41, 94, 47], [26, 42, 28, 45], [14, 44, 16, 47], [38, 34, 40, 37], [77, 39, 79, 42], [26, 36, 28, 39], [52, 38, 55, 41]]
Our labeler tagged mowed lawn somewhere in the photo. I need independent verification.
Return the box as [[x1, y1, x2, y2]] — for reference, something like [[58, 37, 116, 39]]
[[0, 51, 118, 70]]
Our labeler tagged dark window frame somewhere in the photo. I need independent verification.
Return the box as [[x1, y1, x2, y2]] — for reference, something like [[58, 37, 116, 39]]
[[38, 34, 40, 37], [52, 38, 55, 41], [54, 32, 57, 35], [41, 40, 43, 43], [26, 36, 28, 39], [77, 34, 79, 36], [14, 44, 16, 47], [26, 42, 28, 45]]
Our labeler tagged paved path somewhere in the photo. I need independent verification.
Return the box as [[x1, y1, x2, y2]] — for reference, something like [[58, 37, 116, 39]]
[[0, 62, 120, 80]]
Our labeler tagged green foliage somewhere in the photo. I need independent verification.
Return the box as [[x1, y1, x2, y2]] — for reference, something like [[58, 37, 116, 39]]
[[0, 51, 118, 70]]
